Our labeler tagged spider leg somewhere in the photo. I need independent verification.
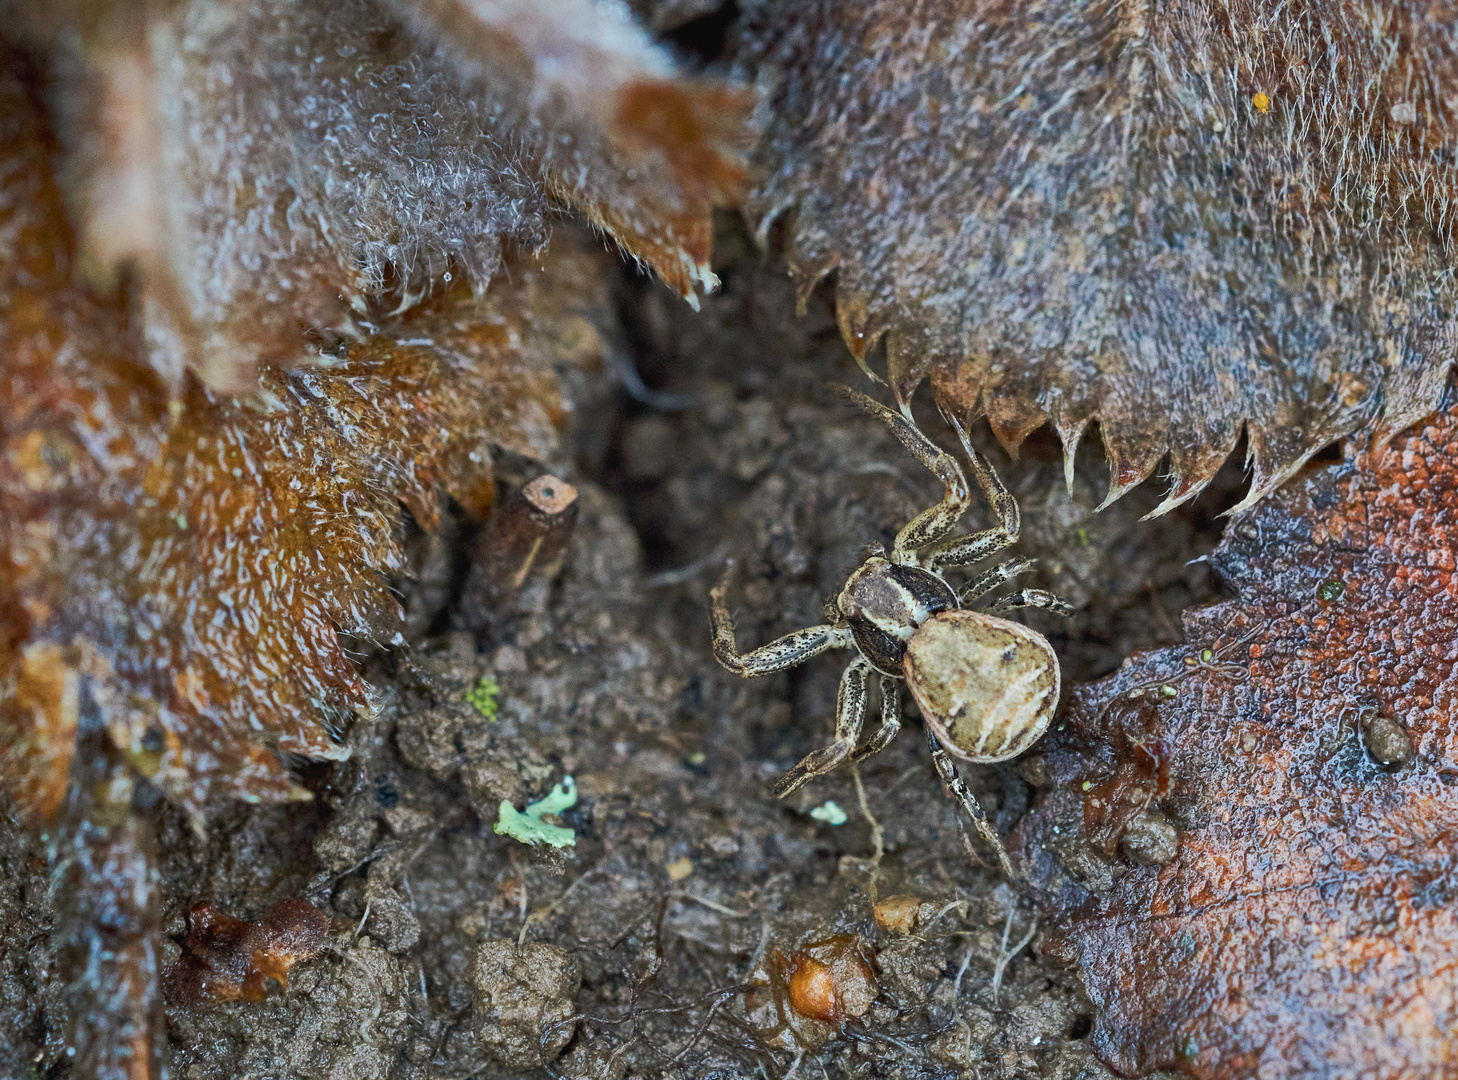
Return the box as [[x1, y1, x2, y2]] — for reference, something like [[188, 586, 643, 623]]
[[957, 558, 1037, 605], [851, 676, 902, 763], [774, 656, 873, 797], [926, 726, 1016, 879], [925, 408, 1022, 571], [830, 384, 970, 559], [945, 408, 1020, 536], [710, 563, 853, 676], [983, 589, 1076, 619]]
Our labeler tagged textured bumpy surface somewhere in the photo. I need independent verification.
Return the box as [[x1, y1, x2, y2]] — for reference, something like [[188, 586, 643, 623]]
[[0, 5, 751, 1073], [743, 0, 1458, 514], [1019, 400, 1458, 1077], [9, 0, 751, 390], [0, 58, 608, 821]]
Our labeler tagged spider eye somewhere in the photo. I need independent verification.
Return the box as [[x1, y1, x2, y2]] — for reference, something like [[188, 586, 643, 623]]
[[1002, 646, 1017, 664]]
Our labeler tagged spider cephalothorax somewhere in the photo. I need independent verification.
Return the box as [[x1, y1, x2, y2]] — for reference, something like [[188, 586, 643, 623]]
[[711, 384, 1073, 875]]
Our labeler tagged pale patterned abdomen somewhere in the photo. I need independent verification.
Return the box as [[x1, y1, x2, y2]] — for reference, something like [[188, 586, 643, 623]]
[[903, 610, 1059, 763]]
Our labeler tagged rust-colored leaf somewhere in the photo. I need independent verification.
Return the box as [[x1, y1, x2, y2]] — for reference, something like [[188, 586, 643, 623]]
[[1017, 400, 1458, 1076], [743, 0, 1458, 513], [0, 61, 609, 819]]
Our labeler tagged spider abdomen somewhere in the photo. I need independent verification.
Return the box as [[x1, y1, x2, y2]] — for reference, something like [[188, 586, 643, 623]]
[[903, 610, 1059, 763]]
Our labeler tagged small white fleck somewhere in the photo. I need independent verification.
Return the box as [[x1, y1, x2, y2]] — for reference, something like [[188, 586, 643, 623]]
[[810, 801, 848, 826]]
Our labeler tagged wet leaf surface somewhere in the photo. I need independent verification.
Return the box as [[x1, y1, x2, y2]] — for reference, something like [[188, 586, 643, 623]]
[[393, 0, 755, 304], [1018, 397, 1458, 1077], [742, 0, 1458, 513], [8, 0, 750, 391], [0, 60, 609, 821]]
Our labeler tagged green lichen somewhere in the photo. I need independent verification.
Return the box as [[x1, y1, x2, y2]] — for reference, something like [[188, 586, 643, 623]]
[[465, 675, 500, 720], [495, 776, 578, 848]]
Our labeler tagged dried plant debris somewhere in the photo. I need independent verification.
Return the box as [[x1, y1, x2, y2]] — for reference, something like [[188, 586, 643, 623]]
[[163, 898, 329, 1005], [4, 0, 752, 390], [743, 0, 1458, 514], [0, 58, 611, 824], [746, 932, 878, 1050], [1016, 400, 1458, 1077]]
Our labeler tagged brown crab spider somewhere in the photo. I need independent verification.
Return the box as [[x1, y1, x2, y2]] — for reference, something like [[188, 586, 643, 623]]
[[710, 384, 1073, 876]]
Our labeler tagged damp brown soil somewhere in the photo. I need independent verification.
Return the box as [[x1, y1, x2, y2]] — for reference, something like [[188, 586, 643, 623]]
[[0, 214, 1247, 1080]]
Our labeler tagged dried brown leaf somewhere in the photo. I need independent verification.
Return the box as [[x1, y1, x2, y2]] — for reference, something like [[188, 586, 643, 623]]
[[9, 0, 751, 390], [163, 898, 330, 1005], [397, 0, 755, 303], [744, 0, 1458, 513], [0, 60, 608, 819], [1017, 399, 1458, 1076]]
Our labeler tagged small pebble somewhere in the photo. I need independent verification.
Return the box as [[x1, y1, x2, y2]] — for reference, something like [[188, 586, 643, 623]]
[[1361, 712, 1415, 768], [1121, 809, 1180, 866], [873, 895, 920, 934]]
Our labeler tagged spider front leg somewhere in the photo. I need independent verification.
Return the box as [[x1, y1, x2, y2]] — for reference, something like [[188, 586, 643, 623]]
[[710, 563, 853, 676], [830, 384, 970, 560], [925, 409, 1022, 571], [774, 656, 874, 797], [926, 726, 1017, 879]]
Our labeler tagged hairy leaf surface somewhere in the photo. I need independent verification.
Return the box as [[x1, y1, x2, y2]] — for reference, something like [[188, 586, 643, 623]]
[[745, 0, 1458, 513]]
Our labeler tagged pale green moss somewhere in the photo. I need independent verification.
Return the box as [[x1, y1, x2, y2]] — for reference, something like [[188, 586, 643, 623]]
[[465, 675, 500, 720]]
